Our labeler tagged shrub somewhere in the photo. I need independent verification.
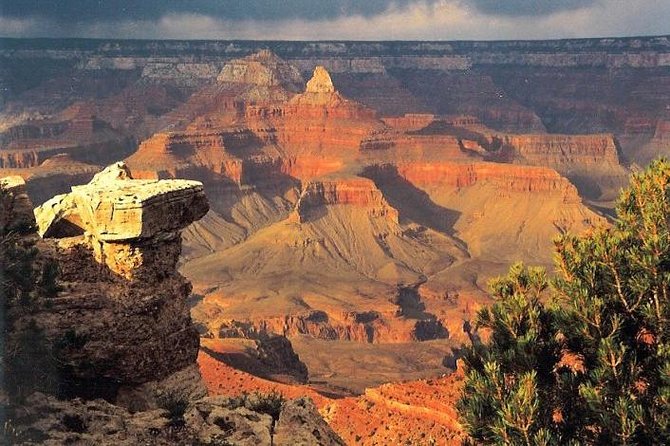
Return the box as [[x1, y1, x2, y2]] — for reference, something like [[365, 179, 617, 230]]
[[458, 159, 670, 445], [157, 392, 189, 428], [227, 390, 286, 421]]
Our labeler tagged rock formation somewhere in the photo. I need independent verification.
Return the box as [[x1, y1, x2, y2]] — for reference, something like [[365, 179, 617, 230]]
[[295, 177, 398, 223], [4, 163, 209, 407], [306, 66, 336, 94], [0, 176, 36, 231], [1, 168, 344, 445], [35, 162, 209, 279], [8, 392, 343, 446], [495, 133, 629, 199], [390, 161, 582, 197], [127, 131, 242, 180]]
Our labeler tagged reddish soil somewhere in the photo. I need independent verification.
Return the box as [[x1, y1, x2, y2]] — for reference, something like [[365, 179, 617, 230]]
[[198, 339, 466, 445]]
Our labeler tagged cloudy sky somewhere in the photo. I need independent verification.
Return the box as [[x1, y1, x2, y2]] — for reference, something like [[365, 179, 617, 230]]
[[1, 0, 668, 40]]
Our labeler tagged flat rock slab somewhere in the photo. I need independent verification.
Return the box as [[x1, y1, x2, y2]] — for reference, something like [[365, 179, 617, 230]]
[[71, 178, 208, 241], [35, 163, 209, 242]]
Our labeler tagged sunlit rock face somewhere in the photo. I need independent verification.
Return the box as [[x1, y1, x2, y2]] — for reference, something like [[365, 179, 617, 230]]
[[305, 66, 336, 94], [35, 162, 209, 279]]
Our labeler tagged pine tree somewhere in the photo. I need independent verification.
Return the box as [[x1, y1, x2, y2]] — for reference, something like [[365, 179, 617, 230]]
[[458, 159, 670, 445]]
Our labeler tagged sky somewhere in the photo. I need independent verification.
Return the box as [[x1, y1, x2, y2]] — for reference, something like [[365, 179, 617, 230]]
[[0, 0, 668, 41]]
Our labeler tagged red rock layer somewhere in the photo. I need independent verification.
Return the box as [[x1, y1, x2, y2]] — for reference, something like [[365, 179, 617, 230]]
[[198, 348, 331, 407], [500, 133, 621, 167], [0, 149, 42, 168], [323, 373, 465, 446], [297, 177, 393, 207], [128, 130, 248, 182], [278, 155, 344, 180], [198, 344, 465, 445], [295, 177, 400, 224], [261, 93, 381, 153], [216, 309, 448, 344], [387, 161, 581, 200]]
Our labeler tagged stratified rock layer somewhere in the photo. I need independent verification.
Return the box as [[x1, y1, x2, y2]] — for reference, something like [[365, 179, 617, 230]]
[[218, 49, 304, 92]]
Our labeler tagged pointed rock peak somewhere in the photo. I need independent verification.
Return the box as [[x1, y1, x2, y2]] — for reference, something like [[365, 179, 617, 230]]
[[90, 161, 133, 184], [306, 66, 335, 94]]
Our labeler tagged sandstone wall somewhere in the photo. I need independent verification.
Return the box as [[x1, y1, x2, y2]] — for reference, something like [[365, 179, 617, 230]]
[[296, 177, 399, 223], [389, 161, 581, 200], [501, 133, 621, 167]]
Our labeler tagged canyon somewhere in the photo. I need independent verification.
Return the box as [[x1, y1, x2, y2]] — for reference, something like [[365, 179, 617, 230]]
[[2, 35, 670, 444]]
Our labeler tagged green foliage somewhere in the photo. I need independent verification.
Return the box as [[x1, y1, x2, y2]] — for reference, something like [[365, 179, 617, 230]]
[[227, 390, 286, 421], [458, 159, 670, 445], [37, 258, 61, 297], [458, 264, 565, 445], [0, 231, 39, 306], [1, 187, 62, 401], [157, 391, 189, 427], [4, 319, 60, 399]]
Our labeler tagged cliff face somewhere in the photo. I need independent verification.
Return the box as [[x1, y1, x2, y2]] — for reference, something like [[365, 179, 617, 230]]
[[217, 49, 304, 92], [264, 66, 382, 153], [127, 130, 248, 183], [1, 166, 344, 446], [295, 177, 399, 223], [5, 163, 208, 405], [3, 36, 670, 169], [501, 133, 621, 166], [494, 133, 629, 199], [391, 161, 581, 199]]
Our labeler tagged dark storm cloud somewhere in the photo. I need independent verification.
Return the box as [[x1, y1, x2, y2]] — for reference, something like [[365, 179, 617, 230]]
[[0, 0, 436, 23], [0, 0, 667, 40], [468, 0, 596, 16], [0, 0, 598, 24]]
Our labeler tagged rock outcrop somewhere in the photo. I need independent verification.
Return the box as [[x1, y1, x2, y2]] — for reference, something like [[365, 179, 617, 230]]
[[3, 163, 209, 407], [215, 311, 450, 344], [322, 372, 465, 446], [500, 133, 621, 166], [0, 176, 36, 231], [306, 66, 336, 94], [383, 161, 582, 199], [8, 392, 343, 446], [202, 333, 309, 384], [495, 133, 629, 199], [35, 162, 209, 279], [266, 66, 381, 152]]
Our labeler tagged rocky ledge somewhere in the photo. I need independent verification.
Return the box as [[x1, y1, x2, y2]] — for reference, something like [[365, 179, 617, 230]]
[[35, 162, 209, 279]]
